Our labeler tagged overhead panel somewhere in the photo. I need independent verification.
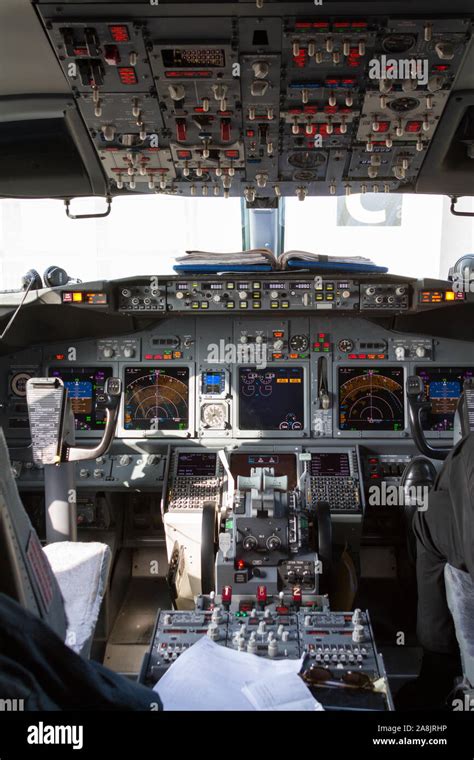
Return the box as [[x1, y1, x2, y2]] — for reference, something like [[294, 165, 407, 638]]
[[37, 6, 472, 200]]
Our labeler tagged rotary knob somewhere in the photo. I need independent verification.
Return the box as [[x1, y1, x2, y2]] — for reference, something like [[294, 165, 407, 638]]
[[243, 535, 258, 551], [395, 346, 406, 360], [123, 346, 135, 359], [238, 291, 248, 300], [102, 346, 115, 359], [119, 455, 132, 466], [266, 534, 281, 551], [416, 346, 426, 358], [273, 339, 284, 351]]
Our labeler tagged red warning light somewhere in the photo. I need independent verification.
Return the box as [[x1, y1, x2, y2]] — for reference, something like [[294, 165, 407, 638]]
[[117, 67, 137, 85], [109, 25, 130, 42]]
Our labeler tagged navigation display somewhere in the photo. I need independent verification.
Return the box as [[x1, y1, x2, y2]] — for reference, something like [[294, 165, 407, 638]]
[[338, 367, 405, 432], [48, 367, 112, 431], [124, 367, 189, 431], [417, 366, 474, 431], [238, 367, 305, 431], [176, 452, 217, 477], [310, 452, 351, 477]]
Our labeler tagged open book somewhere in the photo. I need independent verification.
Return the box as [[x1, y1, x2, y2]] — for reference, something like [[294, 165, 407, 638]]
[[174, 248, 388, 273]]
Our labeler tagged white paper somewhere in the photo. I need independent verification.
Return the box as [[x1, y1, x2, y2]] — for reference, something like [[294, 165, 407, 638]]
[[154, 636, 307, 711], [242, 672, 324, 711]]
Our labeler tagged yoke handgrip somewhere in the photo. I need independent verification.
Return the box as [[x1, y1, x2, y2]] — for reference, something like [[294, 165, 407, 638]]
[[406, 375, 450, 461], [64, 377, 122, 463]]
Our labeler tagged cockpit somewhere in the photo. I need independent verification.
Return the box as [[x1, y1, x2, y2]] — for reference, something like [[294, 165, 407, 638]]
[[1, 0, 474, 745]]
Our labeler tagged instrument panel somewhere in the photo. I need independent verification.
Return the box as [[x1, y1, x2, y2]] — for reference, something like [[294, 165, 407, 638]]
[[3, 302, 473, 445]]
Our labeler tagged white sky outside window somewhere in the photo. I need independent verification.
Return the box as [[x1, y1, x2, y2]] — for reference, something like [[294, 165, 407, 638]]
[[0, 193, 473, 288], [284, 194, 474, 280], [0, 195, 242, 288]]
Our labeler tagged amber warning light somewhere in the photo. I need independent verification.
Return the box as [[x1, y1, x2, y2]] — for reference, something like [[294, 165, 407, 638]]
[[62, 292, 108, 305], [419, 290, 465, 304]]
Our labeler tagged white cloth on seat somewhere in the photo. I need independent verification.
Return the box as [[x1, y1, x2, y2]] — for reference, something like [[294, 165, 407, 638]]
[[444, 563, 474, 687], [43, 541, 111, 657]]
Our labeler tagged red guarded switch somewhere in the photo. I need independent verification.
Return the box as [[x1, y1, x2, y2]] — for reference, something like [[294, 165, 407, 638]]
[[176, 119, 187, 142], [104, 44, 121, 66], [257, 585, 267, 605], [220, 119, 231, 142], [222, 586, 232, 607]]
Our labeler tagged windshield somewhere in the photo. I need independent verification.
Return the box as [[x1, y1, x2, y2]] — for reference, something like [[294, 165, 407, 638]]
[[0, 193, 473, 289]]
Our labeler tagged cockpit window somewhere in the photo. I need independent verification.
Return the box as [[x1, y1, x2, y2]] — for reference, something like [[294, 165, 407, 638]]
[[0, 195, 243, 289], [0, 193, 473, 288], [284, 194, 474, 279]]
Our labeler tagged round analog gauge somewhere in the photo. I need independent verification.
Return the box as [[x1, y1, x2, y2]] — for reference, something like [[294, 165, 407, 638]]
[[338, 338, 354, 353], [388, 97, 420, 113], [289, 334, 310, 353], [10, 371, 33, 397], [202, 402, 227, 429], [382, 34, 416, 54], [288, 151, 325, 169]]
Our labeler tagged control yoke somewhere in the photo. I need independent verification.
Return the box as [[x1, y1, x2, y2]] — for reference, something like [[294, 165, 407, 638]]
[[65, 377, 122, 462], [27, 376, 122, 466], [406, 375, 451, 461], [26, 376, 122, 543]]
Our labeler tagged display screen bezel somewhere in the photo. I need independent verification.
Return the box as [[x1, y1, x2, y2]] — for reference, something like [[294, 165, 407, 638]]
[[234, 364, 309, 438], [336, 364, 406, 436], [47, 365, 113, 433], [416, 365, 474, 433], [175, 451, 218, 477], [120, 363, 195, 438]]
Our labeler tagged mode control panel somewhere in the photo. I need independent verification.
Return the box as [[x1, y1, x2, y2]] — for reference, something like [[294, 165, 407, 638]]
[[166, 278, 361, 312]]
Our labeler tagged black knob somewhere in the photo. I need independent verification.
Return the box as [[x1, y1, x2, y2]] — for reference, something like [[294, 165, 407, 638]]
[[243, 535, 258, 551], [266, 535, 282, 551]]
